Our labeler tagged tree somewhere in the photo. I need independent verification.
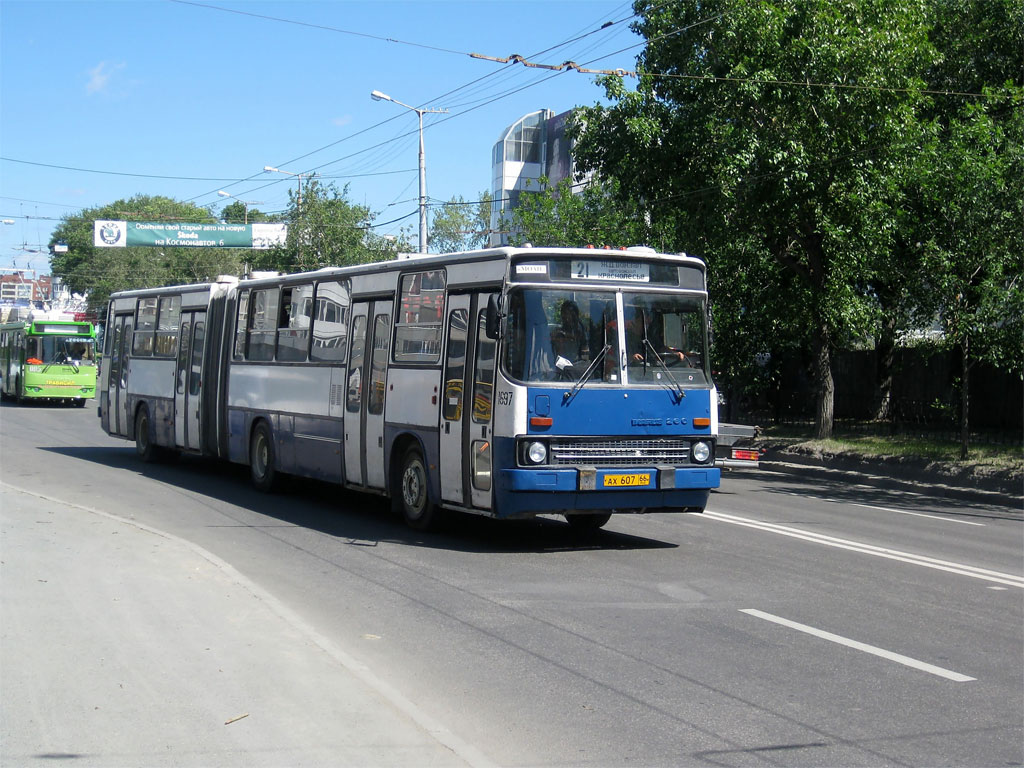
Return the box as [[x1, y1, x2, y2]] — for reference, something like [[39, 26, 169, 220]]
[[252, 178, 394, 273], [571, 0, 937, 438], [48, 195, 244, 312], [508, 176, 652, 249], [219, 200, 269, 224], [429, 192, 492, 253], [915, 93, 1023, 458]]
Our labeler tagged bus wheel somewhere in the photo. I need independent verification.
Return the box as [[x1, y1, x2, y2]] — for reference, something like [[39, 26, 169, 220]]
[[397, 448, 442, 531], [249, 422, 277, 493], [135, 406, 157, 463], [73, 399, 87, 408], [565, 512, 612, 532]]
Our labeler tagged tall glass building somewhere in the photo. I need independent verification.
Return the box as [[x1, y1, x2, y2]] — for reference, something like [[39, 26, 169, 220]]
[[489, 109, 578, 246]]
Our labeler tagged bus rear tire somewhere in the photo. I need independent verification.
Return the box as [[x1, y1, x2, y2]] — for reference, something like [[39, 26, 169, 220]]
[[249, 422, 278, 493], [565, 512, 612, 532], [135, 406, 157, 463], [396, 447, 442, 531]]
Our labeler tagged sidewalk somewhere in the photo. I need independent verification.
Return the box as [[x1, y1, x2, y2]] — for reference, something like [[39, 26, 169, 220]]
[[0, 486, 486, 768]]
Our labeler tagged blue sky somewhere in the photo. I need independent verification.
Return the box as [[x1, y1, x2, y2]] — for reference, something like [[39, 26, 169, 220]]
[[0, 0, 642, 274]]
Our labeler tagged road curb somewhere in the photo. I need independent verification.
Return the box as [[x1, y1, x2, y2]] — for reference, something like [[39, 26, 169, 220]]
[[755, 459, 1023, 511]]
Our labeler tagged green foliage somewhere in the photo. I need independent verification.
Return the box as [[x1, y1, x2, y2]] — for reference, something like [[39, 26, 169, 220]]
[[251, 178, 395, 272], [914, 90, 1023, 374], [429, 191, 491, 253], [569, 0, 1014, 438], [219, 200, 270, 224], [48, 195, 244, 312], [508, 176, 650, 248]]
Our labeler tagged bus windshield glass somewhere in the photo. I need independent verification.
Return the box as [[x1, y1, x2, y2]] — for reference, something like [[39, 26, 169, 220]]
[[504, 288, 707, 386], [28, 336, 97, 365]]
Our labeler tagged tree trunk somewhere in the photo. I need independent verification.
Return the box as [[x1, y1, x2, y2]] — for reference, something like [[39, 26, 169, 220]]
[[874, 313, 897, 421], [959, 337, 970, 460], [813, 327, 835, 440]]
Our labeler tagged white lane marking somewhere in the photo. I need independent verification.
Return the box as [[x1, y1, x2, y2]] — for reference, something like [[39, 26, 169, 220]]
[[852, 503, 985, 526], [740, 609, 976, 682], [703, 510, 1024, 589]]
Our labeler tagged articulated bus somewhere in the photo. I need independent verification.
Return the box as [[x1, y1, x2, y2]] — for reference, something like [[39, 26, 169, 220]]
[[98, 246, 721, 530], [0, 319, 98, 405]]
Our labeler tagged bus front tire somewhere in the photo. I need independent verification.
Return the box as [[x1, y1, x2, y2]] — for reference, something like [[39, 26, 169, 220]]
[[249, 422, 278, 493], [396, 448, 442, 531], [565, 512, 612, 532], [135, 406, 157, 463]]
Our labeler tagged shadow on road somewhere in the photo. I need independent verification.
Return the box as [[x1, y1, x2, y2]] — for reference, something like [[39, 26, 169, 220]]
[[38, 444, 679, 554], [714, 468, 1022, 522]]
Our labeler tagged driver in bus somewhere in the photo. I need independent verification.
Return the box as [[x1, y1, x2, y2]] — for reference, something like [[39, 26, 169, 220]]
[[625, 307, 691, 366]]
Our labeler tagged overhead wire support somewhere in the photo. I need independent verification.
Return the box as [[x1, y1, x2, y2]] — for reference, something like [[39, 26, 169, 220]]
[[468, 52, 635, 77]]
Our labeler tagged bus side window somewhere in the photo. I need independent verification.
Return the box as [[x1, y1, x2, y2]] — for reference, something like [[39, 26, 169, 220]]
[[133, 297, 157, 356], [442, 309, 468, 421], [472, 306, 496, 423], [368, 313, 390, 415], [176, 321, 191, 394], [346, 315, 367, 412], [395, 270, 445, 363], [154, 295, 181, 357], [247, 289, 278, 362], [233, 290, 249, 360], [311, 280, 350, 363], [277, 285, 311, 362]]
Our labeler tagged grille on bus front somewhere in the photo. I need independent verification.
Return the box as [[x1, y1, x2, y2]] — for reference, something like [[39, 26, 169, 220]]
[[548, 438, 694, 467]]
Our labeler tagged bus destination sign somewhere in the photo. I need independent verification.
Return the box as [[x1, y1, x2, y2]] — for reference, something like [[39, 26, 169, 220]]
[[571, 260, 650, 282]]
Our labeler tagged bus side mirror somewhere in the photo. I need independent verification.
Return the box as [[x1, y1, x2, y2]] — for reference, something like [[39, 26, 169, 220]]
[[485, 294, 501, 340]]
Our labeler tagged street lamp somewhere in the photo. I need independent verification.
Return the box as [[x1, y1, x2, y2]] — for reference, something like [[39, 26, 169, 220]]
[[263, 166, 306, 212], [217, 190, 262, 225], [371, 89, 448, 254]]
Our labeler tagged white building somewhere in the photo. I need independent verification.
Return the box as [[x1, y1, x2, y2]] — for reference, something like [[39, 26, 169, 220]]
[[489, 109, 583, 246]]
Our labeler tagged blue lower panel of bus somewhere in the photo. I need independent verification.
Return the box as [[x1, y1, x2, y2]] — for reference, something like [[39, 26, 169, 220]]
[[495, 466, 719, 518]]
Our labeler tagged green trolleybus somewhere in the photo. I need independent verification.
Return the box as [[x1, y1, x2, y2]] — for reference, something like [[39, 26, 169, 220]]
[[0, 319, 98, 406]]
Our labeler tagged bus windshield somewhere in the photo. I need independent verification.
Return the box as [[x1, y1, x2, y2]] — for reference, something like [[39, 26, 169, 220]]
[[28, 336, 97, 366], [504, 288, 707, 386]]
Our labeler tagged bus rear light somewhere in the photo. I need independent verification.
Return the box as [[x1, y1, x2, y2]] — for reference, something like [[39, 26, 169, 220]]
[[693, 417, 710, 427], [530, 416, 553, 427]]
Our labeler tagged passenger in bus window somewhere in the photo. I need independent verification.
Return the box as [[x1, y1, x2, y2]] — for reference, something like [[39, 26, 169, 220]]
[[550, 300, 588, 363]]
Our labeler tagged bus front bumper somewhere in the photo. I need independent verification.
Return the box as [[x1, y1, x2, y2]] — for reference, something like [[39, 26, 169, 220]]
[[501, 465, 719, 492], [493, 466, 719, 518]]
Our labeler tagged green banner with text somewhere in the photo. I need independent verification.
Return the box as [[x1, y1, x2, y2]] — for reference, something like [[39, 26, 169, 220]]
[[93, 220, 287, 249]]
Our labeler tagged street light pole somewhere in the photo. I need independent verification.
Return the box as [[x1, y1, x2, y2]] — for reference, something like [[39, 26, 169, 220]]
[[371, 90, 448, 254], [263, 166, 306, 212], [217, 190, 262, 225]]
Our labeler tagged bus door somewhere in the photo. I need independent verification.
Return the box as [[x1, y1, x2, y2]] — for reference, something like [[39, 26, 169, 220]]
[[344, 299, 392, 489], [439, 292, 496, 510], [107, 313, 133, 437], [174, 311, 206, 451]]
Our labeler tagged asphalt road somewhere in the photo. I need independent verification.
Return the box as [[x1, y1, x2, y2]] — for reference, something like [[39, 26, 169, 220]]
[[2, 401, 1021, 767]]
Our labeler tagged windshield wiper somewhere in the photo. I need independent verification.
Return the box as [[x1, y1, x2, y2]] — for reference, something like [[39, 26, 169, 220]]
[[643, 339, 684, 401], [42, 346, 79, 373], [563, 343, 610, 403]]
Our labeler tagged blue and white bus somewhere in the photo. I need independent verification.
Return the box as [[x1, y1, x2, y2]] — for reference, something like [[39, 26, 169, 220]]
[[98, 246, 721, 531]]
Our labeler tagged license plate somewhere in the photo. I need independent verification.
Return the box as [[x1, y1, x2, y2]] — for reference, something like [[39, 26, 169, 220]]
[[603, 473, 651, 487]]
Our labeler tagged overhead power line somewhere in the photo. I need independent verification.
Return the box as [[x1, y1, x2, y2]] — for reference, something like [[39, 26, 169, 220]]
[[169, 0, 467, 55]]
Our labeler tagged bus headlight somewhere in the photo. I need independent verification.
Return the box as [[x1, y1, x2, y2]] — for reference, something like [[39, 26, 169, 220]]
[[691, 441, 711, 464], [523, 440, 548, 465]]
